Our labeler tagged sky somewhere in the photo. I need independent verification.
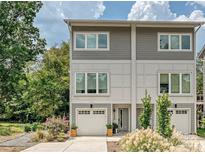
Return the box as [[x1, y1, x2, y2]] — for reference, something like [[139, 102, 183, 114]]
[[34, 1, 205, 53]]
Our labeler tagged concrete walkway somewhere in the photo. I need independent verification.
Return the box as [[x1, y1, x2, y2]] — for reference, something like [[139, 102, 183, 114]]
[[23, 136, 109, 152]]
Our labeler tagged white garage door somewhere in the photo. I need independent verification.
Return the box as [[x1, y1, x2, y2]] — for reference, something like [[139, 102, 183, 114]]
[[170, 109, 190, 134], [76, 109, 107, 136]]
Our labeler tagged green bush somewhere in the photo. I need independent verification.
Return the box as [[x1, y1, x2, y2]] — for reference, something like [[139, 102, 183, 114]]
[[31, 123, 38, 132], [106, 124, 113, 129], [139, 90, 152, 129], [157, 93, 172, 138], [24, 125, 31, 132], [0, 127, 11, 136]]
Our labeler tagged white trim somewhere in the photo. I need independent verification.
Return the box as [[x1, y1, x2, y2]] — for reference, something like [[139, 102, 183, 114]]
[[73, 32, 110, 51], [158, 72, 192, 96], [72, 60, 131, 64], [157, 33, 192, 52], [74, 72, 110, 96]]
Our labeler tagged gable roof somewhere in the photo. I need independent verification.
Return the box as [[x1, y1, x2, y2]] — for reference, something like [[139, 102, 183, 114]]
[[198, 44, 205, 59]]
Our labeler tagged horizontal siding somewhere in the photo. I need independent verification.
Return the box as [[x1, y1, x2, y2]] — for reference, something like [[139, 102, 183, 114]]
[[72, 26, 131, 60], [136, 27, 195, 60]]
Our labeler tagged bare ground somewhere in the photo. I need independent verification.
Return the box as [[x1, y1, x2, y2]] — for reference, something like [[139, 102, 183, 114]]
[[107, 141, 121, 152], [0, 146, 28, 152]]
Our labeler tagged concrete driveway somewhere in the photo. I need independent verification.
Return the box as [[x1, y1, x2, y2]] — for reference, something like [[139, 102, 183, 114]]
[[23, 136, 108, 152]]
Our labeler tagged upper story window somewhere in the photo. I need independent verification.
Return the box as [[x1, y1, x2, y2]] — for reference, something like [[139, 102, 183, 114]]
[[159, 73, 191, 95], [75, 72, 109, 95], [74, 32, 109, 51], [158, 33, 192, 51]]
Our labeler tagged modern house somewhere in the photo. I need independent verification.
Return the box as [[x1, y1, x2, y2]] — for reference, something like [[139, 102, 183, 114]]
[[64, 19, 204, 135]]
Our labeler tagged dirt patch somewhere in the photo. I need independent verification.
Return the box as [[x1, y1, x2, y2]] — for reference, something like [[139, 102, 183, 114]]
[[0, 133, 24, 143], [107, 141, 121, 152], [0, 146, 28, 152]]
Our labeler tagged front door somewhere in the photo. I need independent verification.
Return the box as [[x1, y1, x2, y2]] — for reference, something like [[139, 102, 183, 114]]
[[118, 108, 128, 131]]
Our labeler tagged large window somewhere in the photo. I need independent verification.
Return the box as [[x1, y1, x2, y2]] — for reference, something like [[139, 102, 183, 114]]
[[75, 72, 109, 95], [159, 73, 191, 94], [158, 33, 191, 51], [74, 32, 109, 50]]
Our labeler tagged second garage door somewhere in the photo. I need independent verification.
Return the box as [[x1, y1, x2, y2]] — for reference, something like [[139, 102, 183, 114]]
[[170, 109, 190, 134], [76, 108, 107, 136]]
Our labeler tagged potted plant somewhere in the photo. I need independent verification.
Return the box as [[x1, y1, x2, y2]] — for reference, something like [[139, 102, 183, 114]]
[[106, 124, 113, 137], [70, 124, 78, 137], [112, 123, 118, 134]]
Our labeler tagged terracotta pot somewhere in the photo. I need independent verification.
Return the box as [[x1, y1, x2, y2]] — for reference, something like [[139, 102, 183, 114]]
[[107, 128, 113, 137], [70, 129, 77, 137]]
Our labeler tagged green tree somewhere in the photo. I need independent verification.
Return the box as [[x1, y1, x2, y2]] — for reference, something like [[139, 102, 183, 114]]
[[196, 58, 203, 95], [0, 2, 46, 117], [157, 93, 172, 138], [139, 90, 152, 129]]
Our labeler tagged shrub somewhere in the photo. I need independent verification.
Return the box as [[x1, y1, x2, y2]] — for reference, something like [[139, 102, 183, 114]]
[[168, 129, 183, 146], [0, 127, 11, 136], [24, 125, 31, 132], [139, 90, 152, 129], [44, 116, 69, 138], [106, 124, 113, 129], [156, 93, 172, 138], [56, 131, 68, 142], [169, 142, 202, 152], [119, 128, 171, 152], [31, 130, 47, 142], [31, 123, 38, 132]]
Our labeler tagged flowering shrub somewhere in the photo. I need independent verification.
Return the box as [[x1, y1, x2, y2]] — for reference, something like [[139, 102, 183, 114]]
[[169, 142, 202, 152], [119, 128, 171, 152], [168, 129, 183, 146]]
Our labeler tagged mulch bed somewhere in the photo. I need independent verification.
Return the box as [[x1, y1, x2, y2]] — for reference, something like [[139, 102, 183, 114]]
[[107, 141, 121, 152], [0, 146, 28, 152]]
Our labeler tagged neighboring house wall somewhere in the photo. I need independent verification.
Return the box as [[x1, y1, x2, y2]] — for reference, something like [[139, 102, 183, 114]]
[[136, 27, 194, 60], [72, 26, 131, 60]]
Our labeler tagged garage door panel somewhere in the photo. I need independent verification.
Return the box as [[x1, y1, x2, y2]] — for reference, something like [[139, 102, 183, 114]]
[[77, 109, 107, 136], [170, 109, 190, 134]]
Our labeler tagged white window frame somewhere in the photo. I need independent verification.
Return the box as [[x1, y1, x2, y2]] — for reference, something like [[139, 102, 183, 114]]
[[158, 72, 192, 96], [74, 72, 110, 96], [158, 33, 192, 52], [74, 32, 110, 51]]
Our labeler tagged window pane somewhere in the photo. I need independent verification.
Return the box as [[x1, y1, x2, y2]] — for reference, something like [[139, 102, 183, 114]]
[[182, 35, 190, 50], [171, 74, 180, 93], [76, 73, 85, 93], [160, 35, 169, 49], [98, 73, 108, 93], [171, 35, 179, 49], [182, 74, 190, 93], [160, 74, 169, 93], [87, 73, 96, 93], [98, 34, 107, 48], [87, 34, 96, 48], [76, 34, 85, 48]]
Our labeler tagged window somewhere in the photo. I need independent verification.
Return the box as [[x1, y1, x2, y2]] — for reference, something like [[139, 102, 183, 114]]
[[182, 35, 191, 50], [98, 73, 108, 93], [74, 32, 109, 50], [160, 35, 169, 49], [160, 74, 169, 93], [87, 73, 96, 93], [158, 33, 191, 51], [75, 72, 109, 95], [182, 74, 190, 93], [159, 73, 191, 95]]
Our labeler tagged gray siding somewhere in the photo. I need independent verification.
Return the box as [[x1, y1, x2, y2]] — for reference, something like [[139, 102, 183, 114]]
[[170, 103, 195, 133], [136, 27, 195, 60], [71, 103, 111, 125], [72, 26, 131, 60]]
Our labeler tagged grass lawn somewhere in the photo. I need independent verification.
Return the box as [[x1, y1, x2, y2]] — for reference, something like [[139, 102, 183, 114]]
[[0, 122, 30, 136], [197, 128, 205, 138]]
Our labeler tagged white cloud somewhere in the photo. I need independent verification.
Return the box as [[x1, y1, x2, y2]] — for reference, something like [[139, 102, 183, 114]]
[[175, 10, 205, 21], [195, 1, 205, 7], [34, 1, 105, 48], [128, 1, 176, 20]]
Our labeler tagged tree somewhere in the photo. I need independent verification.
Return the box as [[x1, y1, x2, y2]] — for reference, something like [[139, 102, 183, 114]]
[[0, 2, 46, 116], [196, 58, 203, 95], [157, 93, 172, 138], [139, 90, 152, 129]]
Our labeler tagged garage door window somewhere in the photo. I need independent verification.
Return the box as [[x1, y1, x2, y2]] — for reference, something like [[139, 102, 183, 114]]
[[159, 73, 191, 95], [75, 72, 109, 95]]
